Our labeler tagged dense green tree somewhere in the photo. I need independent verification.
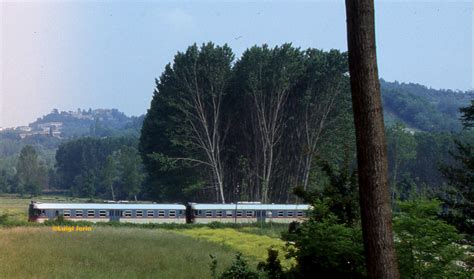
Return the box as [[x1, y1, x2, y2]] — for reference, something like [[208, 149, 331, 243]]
[[15, 145, 45, 196], [232, 44, 305, 203], [113, 147, 145, 200], [460, 102, 474, 128], [140, 43, 234, 203], [0, 170, 10, 193], [393, 199, 470, 278], [386, 123, 417, 199], [102, 155, 119, 200], [283, 200, 365, 278], [56, 136, 144, 199], [439, 103, 474, 234]]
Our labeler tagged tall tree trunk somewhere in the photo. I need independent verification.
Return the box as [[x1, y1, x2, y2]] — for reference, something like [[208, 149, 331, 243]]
[[345, 1, 400, 278]]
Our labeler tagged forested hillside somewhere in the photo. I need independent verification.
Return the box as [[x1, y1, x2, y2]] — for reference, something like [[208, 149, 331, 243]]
[[381, 79, 473, 132], [0, 109, 143, 193]]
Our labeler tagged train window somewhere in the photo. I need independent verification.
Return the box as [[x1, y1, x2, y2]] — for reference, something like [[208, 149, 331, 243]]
[[41, 210, 46, 215], [88, 210, 95, 217], [266, 211, 273, 217], [169, 210, 176, 217], [277, 211, 284, 217], [99, 210, 107, 217], [236, 211, 243, 217], [76, 210, 83, 217], [136, 210, 143, 217], [124, 210, 132, 217], [198, 210, 202, 215], [205, 211, 213, 217], [287, 211, 294, 217], [226, 210, 233, 217], [296, 211, 304, 217], [158, 210, 165, 217], [216, 210, 223, 217], [63, 210, 70, 217], [147, 210, 154, 217], [246, 211, 254, 217]]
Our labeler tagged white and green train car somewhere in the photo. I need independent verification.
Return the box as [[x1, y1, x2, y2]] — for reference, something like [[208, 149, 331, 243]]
[[29, 202, 187, 223]]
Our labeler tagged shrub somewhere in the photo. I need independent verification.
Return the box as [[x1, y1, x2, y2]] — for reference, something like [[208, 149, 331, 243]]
[[219, 253, 260, 279], [282, 200, 366, 278], [257, 248, 285, 279]]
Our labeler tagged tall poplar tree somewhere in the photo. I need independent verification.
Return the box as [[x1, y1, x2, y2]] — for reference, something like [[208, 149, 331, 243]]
[[16, 145, 43, 196]]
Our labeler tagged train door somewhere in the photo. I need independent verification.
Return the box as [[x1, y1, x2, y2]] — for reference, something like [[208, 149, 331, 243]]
[[256, 210, 266, 222], [110, 210, 121, 222]]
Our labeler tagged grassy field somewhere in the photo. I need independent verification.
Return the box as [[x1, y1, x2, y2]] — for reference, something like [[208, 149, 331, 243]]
[[0, 195, 293, 278], [0, 194, 93, 222], [0, 226, 237, 278]]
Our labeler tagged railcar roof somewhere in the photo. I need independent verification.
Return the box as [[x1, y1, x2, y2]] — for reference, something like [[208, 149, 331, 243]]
[[191, 204, 311, 210], [32, 203, 186, 210]]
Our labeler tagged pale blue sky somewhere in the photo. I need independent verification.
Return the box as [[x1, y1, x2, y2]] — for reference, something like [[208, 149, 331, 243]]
[[1, 0, 472, 127]]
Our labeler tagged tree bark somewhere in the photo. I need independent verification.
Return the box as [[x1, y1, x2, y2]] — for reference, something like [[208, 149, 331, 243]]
[[345, 1, 400, 278]]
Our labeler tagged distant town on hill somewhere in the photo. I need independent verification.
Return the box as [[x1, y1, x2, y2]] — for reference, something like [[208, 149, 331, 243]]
[[0, 108, 144, 139]]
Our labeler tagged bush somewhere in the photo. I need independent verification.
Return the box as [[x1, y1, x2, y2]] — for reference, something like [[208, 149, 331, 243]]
[[219, 253, 260, 279], [282, 200, 366, 278], [257, 248, 285, 279]]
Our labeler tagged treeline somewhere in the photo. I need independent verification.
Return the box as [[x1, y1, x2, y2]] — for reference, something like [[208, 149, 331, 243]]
[[54, 137, 144, 200], [139, 43, 354, 203]]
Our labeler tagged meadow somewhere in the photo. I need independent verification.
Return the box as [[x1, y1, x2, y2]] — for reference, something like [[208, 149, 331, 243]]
[[0, 226, 237, 278], [0, 195, 292, 278]]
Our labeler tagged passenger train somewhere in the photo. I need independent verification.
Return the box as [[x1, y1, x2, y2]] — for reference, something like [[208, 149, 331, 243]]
[[28, 201, 311, 224]]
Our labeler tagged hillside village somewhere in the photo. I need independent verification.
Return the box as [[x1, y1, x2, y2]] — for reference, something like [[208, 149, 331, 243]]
[[0, 109, 143, 139]]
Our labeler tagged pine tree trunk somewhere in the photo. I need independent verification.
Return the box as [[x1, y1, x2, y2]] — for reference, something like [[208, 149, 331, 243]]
[[345, 1, 400, 278]]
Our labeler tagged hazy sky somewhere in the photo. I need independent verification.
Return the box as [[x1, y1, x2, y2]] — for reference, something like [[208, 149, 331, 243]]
[[1, 0, 472, 128]]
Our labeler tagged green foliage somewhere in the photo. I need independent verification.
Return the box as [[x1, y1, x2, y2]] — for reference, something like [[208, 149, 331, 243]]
[[386, 123, 418, 198], [282, 200, 365, 278], [295, 158, 359, 226], [140, 43, 351, 202], [219, 253, 260, 279], [438, 104, 474, 235], [380, 80, 472, 132], [178, 227, 293, 269], [393, 199, 470, 278], [257, 248, 285, 279], [209, 254, 219, 279], [460, 102, 474, 128], [55, 136, 145, 199], [15, 145, 46, 196]]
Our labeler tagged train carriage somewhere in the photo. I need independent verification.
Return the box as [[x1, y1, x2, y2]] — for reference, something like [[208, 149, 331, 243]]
[[189, 203, 311, 224], [28, 202, 187, 223]]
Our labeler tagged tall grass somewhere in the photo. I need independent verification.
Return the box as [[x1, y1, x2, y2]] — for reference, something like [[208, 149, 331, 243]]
[[0, 226, 236, 278]]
